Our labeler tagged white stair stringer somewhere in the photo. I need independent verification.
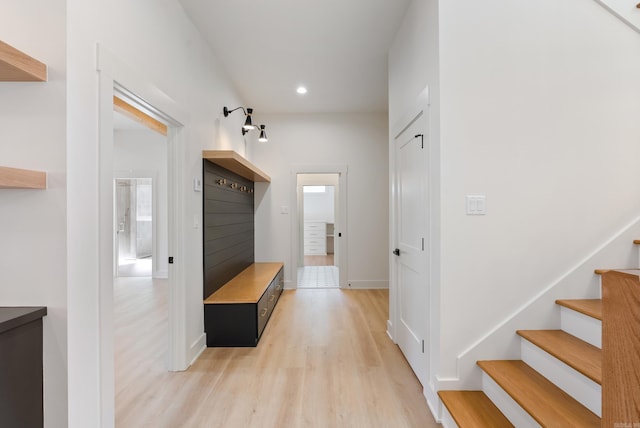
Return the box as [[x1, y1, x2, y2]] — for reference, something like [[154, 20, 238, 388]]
[[481, 372, 540, 428], [440, 404, 458, 428], [520, 339, 601, 417], [559, 306, 601, 348]]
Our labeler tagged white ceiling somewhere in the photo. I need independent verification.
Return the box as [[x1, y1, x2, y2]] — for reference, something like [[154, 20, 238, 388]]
[[178, 0, 411, 114]]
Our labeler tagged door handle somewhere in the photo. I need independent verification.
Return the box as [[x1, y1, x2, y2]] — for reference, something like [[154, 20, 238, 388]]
[[392, 248, 400, 256]]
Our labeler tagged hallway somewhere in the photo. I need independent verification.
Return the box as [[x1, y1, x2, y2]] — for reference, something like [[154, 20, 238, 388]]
[[114, 279, 439, 427]]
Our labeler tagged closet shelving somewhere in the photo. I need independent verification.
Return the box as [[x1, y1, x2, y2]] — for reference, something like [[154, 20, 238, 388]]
[[0, 40, 48, 189]]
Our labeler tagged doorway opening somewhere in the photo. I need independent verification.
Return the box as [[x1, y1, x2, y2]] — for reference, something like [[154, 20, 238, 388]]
[[115, 178, 153, 277], [297, 173, 339, 288]]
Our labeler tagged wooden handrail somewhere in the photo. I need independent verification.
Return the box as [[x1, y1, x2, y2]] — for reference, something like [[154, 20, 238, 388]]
[[601, 270, 640, 426]]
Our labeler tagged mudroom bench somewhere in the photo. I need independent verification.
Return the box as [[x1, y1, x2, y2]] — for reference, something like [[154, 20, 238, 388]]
[[204, 262, 284, 347]]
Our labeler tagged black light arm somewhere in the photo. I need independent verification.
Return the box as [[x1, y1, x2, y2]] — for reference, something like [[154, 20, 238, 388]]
[[223, 106, 255, 130]]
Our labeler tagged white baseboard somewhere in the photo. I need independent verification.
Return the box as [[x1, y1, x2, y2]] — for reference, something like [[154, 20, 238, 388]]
[[424, 383, 441, 424], [386, 319, 394, 341], [153, 269, 168, 279], [189, 333, 206, 366], [344, 280, 388, 289]]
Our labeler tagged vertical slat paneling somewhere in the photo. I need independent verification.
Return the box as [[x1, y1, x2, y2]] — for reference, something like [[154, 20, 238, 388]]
[[602, 270, 640, 426], [202, 160, 255, 299]]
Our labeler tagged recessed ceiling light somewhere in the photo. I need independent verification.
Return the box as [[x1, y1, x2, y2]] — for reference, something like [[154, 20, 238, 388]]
[[296, 86, 308, 95]]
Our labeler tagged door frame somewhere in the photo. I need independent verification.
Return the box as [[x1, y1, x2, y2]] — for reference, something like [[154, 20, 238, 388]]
[[389, 86, 440, 407], [291, 165, 348, 288], [96, 44, 189, 425]]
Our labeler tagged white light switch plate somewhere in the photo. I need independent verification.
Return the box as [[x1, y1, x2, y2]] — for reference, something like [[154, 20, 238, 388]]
[[193, 178, 202, 192], [466, 195, 486, 215]]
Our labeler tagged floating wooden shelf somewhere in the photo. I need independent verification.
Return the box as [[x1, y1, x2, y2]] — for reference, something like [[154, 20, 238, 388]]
[[0, 166, 47, 189], [202, 150, 270, 182], [0, 40, 47, 82]]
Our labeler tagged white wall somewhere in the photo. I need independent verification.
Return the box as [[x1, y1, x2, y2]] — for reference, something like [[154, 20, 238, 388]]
[[303, 186, 335, 222], [437, 0, 640, 378], [0, 2, 67, 427], [389, 0, 640, 401], [252, 113, 389, 289], [67, 0, 246, 425], [113, 129, 169, 277]]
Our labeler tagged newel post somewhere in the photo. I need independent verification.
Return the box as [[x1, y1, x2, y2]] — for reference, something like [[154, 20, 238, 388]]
[[601, 270, 640, 427]]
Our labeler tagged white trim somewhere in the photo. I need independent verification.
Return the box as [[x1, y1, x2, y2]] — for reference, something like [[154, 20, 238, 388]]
[[96, 44, 190, 426], [97, 45, 188, 126], [593, 0, 640, 34], [290, 165, 348, 289], [189, 333, 207, 366], [389, 86, 437, 395]]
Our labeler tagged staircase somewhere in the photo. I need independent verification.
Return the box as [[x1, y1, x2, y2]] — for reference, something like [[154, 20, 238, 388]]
[[438, 242, 640, 427]]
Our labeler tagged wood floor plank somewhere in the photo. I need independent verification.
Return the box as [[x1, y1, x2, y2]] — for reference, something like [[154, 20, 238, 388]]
[[438, 390, 513, 428], [115, 282, 439, 427], [517, 329, 602, 384], [477, 360, 600, 427]]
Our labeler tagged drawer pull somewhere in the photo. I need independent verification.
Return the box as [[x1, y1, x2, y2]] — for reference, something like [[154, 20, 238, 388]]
[[275, 285, 281, 291], [260, 308, 268, 317], [269, 294, 275, 302]]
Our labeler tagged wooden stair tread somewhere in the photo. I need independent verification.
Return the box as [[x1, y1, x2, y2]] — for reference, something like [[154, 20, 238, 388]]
[[477, 360, 600, 427], [438, 391, 513, 427], [555, 299, 602, 320], [516, 330, 602, 384]]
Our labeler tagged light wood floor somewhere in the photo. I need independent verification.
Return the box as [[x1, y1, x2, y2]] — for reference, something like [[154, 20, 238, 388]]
[[304, 254, 334, 266], [115, 278, 439, 428]]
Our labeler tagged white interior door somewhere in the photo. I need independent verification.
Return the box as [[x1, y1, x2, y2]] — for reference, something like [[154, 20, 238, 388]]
[[393, 109, 429, 386]]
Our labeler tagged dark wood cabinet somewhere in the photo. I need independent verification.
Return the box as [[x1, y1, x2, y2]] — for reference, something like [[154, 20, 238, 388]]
[[0, 307, 47, 428]]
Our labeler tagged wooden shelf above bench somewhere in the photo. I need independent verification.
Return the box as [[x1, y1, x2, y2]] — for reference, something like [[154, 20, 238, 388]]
[[0, 41, 47, 82], [202, 150, 270, 183], [0, 166, 46, 189]]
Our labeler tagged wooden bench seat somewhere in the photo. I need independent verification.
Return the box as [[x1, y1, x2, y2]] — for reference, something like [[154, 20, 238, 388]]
[[204, 263, 283, 304], [204, 262, 284, 347]]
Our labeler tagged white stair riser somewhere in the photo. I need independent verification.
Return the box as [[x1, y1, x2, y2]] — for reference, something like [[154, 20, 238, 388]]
[[440, 404, 458, 428], [482, 372, 540, 428], [560, 306, 601, 348], [521, 339, 601, 417]]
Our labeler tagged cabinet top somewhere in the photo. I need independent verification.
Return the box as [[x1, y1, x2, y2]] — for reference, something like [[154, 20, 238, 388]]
[[0, 307, 47, 334], [204, 263, 283, 304]]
